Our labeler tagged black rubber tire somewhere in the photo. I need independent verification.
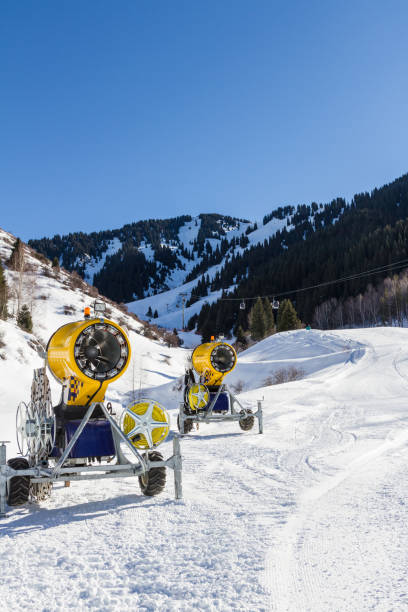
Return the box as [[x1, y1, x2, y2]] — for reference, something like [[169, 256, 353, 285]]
[[239, 409, 255, 431], [7, 457, 30, 506], [139, 451, 166, 497], [177, 414, 193, 434]]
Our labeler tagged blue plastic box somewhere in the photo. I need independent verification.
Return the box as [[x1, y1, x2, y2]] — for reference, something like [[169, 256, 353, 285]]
[[64, 419, 115, 458]]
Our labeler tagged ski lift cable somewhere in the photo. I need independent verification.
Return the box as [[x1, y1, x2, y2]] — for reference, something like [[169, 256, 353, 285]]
[[218, 257, 408, 303], [221, 258, 408, 302]]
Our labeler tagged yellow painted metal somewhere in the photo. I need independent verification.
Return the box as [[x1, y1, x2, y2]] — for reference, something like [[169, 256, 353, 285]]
[[188, 383, 210, 411], [122, 400, 170, 449], [191, 341, 237, 386], [46, 318, 131, 405]]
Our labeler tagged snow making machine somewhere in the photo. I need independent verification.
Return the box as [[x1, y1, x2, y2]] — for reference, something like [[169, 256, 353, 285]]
[[0, 301, 182, 516], [177, 338, 263, 435]]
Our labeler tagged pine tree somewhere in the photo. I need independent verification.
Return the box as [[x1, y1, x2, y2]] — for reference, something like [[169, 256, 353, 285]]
[[235, 325, 247, 347], [153, 309, 158, 318], [52, 256, 60, 270], [249, 297, 266, 340], [146, 306, 153, 317], [17, 304, 33, 332], [8, 238, 25, 271], [277, 299, 301, 332], [0, 262, 7, 319], [200, 316, 214, 343], [263, 298, 275, 335]]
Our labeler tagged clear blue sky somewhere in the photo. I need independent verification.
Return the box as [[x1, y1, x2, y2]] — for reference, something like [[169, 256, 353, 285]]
[[1, 0, 408, 241]]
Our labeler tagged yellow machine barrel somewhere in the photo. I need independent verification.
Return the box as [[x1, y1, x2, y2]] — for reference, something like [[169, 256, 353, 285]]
[[191, 341, 237, 386], [47, 318, 131, 405]]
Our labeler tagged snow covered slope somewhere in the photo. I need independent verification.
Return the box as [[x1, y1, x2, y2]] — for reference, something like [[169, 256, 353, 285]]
[[2, 316, 408, 611]]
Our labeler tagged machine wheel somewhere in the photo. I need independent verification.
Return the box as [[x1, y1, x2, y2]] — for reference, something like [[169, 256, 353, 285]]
[[7, 457, 30, 506], [177, 414, 193, 434], [139, 451, 166, 497], [239, 409, 255, 431]]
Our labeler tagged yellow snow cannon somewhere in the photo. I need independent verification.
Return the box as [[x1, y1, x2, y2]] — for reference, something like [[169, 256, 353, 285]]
[[191, 339, 237, 386], [3, 300, 182, 513], [46, 304, 131, 406], [178, 337, 263, 436]]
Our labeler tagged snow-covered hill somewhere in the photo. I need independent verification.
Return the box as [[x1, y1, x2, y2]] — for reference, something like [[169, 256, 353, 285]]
[[1, 243, 408, 612]]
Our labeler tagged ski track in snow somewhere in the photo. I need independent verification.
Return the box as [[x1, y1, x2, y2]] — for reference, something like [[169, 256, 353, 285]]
[[264, 328, 408, 612], [2, 328, 408, 610]]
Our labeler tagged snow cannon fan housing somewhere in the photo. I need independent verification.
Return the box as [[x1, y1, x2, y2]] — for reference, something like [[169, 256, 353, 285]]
[[47, 312, 131, 406], [191, 341, 237, 386]]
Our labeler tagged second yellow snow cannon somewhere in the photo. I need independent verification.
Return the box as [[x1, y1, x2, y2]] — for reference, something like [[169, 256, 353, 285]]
[[178, 337, 263, 436], [191, 341, 237, 386]]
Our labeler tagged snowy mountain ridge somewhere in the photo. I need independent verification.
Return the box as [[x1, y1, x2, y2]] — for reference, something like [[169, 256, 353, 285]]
[[28, 202, 346, 332]]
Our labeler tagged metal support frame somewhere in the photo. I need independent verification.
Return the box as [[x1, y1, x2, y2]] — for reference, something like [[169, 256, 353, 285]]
[[179, 385, 263, 434], [0, 442, 10, 517], [0, 406, 183, 516]]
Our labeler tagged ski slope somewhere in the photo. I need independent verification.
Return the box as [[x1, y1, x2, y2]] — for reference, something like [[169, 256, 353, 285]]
[[2, 326, 408, 611]]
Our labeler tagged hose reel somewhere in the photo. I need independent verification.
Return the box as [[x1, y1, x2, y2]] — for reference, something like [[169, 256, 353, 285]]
[[187, 383, 210, 411], [120, 400, 170, 449]]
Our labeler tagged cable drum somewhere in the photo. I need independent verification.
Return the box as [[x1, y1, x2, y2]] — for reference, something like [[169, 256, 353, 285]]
[[73, 323, 129, 381], [210, 343, 236, 373]]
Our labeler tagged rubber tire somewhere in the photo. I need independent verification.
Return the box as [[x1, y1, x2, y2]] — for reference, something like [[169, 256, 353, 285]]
[[7, 457, 30, 506], [177, 414, 193, 434], [139, 451, 166, 497], [239, 409, 255, 431]]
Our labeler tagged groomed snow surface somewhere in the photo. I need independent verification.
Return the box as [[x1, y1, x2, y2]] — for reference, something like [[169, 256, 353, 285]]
[[2, 327, 408, 611]]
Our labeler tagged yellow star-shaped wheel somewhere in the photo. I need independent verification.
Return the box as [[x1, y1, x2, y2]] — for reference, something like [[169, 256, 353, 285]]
[[188, 384, 209, 410], [121, 400, 170, 449]]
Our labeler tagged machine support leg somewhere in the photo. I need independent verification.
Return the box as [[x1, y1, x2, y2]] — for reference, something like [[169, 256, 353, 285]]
[[0, 442, 9, 517], [179, 403, 186, 433], [172, 435, 183, 500], [102, 405, 146, 469], [204, 384, 223, 422], [257, 400, 264, 434]]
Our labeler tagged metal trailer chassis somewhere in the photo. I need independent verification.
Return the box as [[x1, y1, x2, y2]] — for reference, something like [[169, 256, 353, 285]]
[[0, 402, 183, 518], [179, 384, 263, 433]]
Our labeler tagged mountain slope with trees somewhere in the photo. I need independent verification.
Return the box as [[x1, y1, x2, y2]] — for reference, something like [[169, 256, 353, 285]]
[[28, 214, 252, 302], [194, 173, 408, 337]]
